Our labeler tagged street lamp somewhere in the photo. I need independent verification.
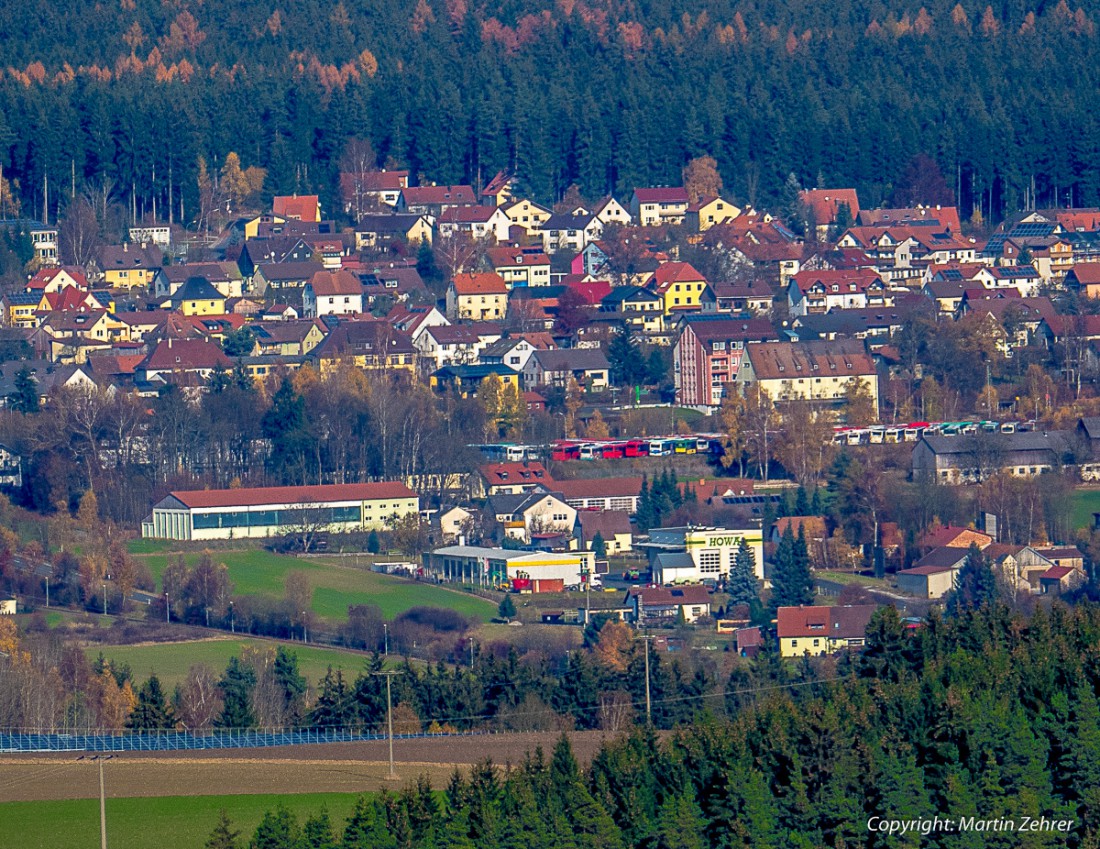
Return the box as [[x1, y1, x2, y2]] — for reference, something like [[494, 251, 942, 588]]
[[383, 623, 389, 656], [228, 601, 234, 634], [164, 592, 169, 624]]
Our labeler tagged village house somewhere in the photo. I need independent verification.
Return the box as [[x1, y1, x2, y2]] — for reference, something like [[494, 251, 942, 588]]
[[1065, 262, 1100, 299], [429, 363, 521, 397], [97, 242, 163, 289], [627, 585, 712, 625], [302, 270, 364, 318], [489, 490, 577, 543], [436, 205, 512, 243], [252, 320, 327, 356], [786, 268, 889, 316], [539, 212, 604, 254], [777, 604, 877, 656], [486, 247, 552, 288], [575, 510, 634, 554], [598, 286, 664, 334], [522, 348, 611, 392], [339, 169, 409, 214], [169, 277, 228, 317], [251, 261, 326, 307], [685, 196, 741, 232], [308, 320, 417, 374], [397, 185, 478, 218], [353, 214, 433, 250], [650, 261, 710, 317], [800, 189, 861, 240], [631, 187, 690, 227], [477, 461, 555, 496], [415, 322, 502, 371], [707, 281, 776, 316], [447, 272, 509, 321], [26, 266, 88, 294], [500, 198, 553, 236], [479, 334, 555, 373]]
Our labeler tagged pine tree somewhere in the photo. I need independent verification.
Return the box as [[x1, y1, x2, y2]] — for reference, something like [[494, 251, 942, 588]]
[[498, 594, 516, 621], [946, 543, 998, 616], [128, 673, 176, 730], [770, 525, 813, 610], [728, 537, 759, 607], [205, 810, 241, 849], [251, 806, 300, 849], [655, 787, 706, 849], [591, 531, 607, 559], [216, 656, 256, 729], [301, 807, 338, 849], [9, 365, 38, 413]]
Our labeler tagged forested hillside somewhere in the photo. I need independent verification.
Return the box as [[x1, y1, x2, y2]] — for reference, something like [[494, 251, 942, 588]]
[[1, 0, 1099, 225], [214, 604, 1100, 848]]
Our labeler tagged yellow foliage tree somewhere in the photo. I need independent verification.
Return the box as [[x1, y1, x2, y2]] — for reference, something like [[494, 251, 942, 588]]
[[592, 620, 634, 672], [585, 410, 610, 440]]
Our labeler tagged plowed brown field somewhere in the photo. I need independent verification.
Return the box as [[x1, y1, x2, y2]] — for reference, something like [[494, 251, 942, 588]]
[[0, 731, 618, 802]]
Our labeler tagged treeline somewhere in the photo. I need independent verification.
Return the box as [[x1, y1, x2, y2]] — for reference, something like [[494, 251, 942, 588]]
[[215, 603, 1100, 848], [1, 0, 1100, 233], [0, 365, 515, 525]]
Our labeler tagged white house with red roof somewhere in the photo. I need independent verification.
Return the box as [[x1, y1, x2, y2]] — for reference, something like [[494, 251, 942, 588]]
[[143, 482, 419, 540], [437, 205, 512, 243], [485, 247, 551, 288], [786, 268, 889, 316], [630, 187, 690, 227], [27, 266, 88, 293], [272, 194, 321, 223], [302, 270, 363, 317], [799, 189, 861, 240], [136, 338, 231, 385]]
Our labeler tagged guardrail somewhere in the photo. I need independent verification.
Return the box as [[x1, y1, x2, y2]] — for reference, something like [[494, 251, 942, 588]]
[[0, 727, 490, 753]]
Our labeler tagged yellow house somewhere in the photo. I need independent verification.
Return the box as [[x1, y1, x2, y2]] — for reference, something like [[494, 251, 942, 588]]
[[171, 277, 228, 316], [429, 364, 521, 398], [501, 198, 553, 236], [447, 272, 510, 320], [309, 322, 418, 375], [3, 293, 42, 327], [736, 341, 880, 414], [650, 261, 709, 315], [244, 214, 287, 240], [777, 605, 877, 657], [685, 196, 741, 232], [98, 243, 163, 290]]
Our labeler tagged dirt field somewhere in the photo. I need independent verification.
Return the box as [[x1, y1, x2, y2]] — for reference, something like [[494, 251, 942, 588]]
[[0, 731, 618, 803]]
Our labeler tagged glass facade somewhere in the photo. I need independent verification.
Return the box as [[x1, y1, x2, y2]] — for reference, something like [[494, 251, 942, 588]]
[[191, 504, 362, 530]]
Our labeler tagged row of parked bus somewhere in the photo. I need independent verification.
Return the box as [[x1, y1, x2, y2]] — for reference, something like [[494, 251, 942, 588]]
[[831, 420, 1026, 446], [474, 420, 1033, 465]]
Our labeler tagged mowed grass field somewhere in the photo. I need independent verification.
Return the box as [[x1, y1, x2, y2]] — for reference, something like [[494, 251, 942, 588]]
[[1070, 488, 1100, 531], [85, 638, 379, 689], [132, 548, 495, 623], [0, 792, 365, 849]]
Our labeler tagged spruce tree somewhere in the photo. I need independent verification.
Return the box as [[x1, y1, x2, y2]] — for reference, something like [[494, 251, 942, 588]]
[[727, 537, 759, 607], [9, 365, 38, 413], [128, 673, 175, 730], [205, 810, 241, 849], [498, 594, 516, 621], [591, 531, 607, 559], [251, 805, 300, 849], [770, 524, 814, 610], [216, 656, 256, 729], [946, 543, 998, 616]]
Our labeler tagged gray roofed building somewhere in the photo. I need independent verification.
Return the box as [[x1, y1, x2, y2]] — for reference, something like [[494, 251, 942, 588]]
[[522, 347, 610, 392], [911, 430, 1077, 484]]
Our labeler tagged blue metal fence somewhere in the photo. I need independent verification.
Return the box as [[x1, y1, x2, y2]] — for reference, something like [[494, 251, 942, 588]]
[[0, 728, 484, 753]]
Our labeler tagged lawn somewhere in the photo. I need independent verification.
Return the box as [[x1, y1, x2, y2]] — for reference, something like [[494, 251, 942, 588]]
[[86, 638, 380, 688], [0, 792, 364, 849], [1070, 488, 1100, 531], [814, 571, 891, 587], [134, 549, 495, 623]]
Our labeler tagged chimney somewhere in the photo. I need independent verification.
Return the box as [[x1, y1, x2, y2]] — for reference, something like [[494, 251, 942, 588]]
[[122, 243, 128, 253]]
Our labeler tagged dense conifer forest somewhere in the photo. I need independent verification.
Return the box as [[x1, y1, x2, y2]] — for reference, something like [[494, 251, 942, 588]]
[[214, 604, 1100, 848], [2, 0, 1100, 224]]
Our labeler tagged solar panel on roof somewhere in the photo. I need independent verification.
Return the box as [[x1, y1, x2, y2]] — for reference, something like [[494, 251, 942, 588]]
[[1010, 222, 1056, 237]]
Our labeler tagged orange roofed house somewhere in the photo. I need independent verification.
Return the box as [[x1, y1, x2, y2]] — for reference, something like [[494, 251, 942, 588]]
[[799, 189, 861, 240], [143, 482, 419, 541], [272, 195, 322, 223], [447, 272, 509, 321]]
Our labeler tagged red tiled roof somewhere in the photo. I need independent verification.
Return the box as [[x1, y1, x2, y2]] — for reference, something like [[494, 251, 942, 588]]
[[556, 477, 642, 499], [169, 482, 416, 509], [451, 272, 508, 295], [486, 247, 550, 267], [799, 189, 861, 226], [480, 462, 554, 485], [309, 269, 361, 297], [142, 339, 231, 371], [1041, 566, 1075, 580], [777, 604, 876, 639], [633, 187, 689, 204], [272, 195, 320, 222], [402, 185, 477, 205], [651, 262, 706, 290]]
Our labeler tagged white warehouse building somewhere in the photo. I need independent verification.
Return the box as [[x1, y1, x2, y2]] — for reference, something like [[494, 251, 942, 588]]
[[143, 482, 419, 541]]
